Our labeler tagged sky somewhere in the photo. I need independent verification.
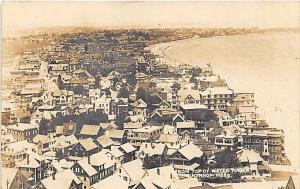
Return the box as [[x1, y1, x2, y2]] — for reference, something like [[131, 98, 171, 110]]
[[2, 1, 300, 37]]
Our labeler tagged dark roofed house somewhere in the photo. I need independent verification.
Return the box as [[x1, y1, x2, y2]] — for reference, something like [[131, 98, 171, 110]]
[[149, 109, 183, 125], [180, 104, 213, 121], [71, 158, 98, 188], [1, 168, 29, 189], [285, 175, 298, 189]]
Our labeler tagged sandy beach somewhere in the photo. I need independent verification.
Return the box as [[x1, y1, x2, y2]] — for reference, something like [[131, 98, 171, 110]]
[[147, 32, 300, 172]]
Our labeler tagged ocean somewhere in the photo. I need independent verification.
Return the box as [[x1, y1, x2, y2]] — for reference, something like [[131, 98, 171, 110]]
[[148, 32, 300, 171]]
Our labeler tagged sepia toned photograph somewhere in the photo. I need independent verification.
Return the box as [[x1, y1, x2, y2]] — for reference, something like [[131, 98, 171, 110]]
[[1, 1, 299, 189]]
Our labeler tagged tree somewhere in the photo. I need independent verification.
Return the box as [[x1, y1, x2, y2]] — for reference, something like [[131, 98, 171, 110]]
[[57, 75, 63, 90], [49, 111, 108, 135], [127, 66, 137, 86], [73, 85, 85, 95], [171, 82, 181, 92], [213, 149, 241, 168], [94, 76, 101, 88], [117, 87, 129, 98], [56, 112, 63, 118], [39, 118, 50, 134], [136, 87, 150, 103], [143, 155, 162, 169], [81, 111, 108, 125], [84, 44, 89, 52]]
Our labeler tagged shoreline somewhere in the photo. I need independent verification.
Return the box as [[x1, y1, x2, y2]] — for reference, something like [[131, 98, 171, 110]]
[[146, 31, 300, 174]]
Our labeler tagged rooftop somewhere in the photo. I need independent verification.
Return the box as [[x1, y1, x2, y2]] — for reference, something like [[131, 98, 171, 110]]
[[7, 123, 39, 131], [132, 125, 163, 133]]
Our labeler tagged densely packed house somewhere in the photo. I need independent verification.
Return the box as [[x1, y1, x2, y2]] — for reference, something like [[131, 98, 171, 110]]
[[1, 29, 290, 189]]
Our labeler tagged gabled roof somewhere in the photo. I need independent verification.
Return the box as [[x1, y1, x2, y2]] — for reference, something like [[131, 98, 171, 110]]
[[7, 123, 39, 131], [178, 89, 201, 102], [6, 140, 37, 153], [147, 165, 179, 180], [237, 149, 263, 163], [134, 98, 147, 108], [41, 169, 82, 189], [201, 87, 234, 96], [78, 138, 98, 151], [99, 122, 118, 130], [132, 125, 164, 134], [178, 144, 203, 161], [134, 174, 172, 189], [96, 135, 114, 148], [159, 134, 179, 144], [107, 129, 125, 139], [180, 104, 208, 110], [54, 135, 78, 148], [215, 125, 240, 139], [90, 151, 115, 167], [17, 156, 40, 169], [51, 159, 73, 172], [1, 168, 19, 189], [119, 143, 136, 153], [124, 122, 143, 130], [121, 159, 147, 184], [173, 114, 185, 122], [33, 134, 52, 144], [90, 174, 128, 189], [80, 124, 101, 136], [139, 143, 167, 156], [76, 158, 98, 177], [109, 148, 124, 158], [176, 121, 196, 129]]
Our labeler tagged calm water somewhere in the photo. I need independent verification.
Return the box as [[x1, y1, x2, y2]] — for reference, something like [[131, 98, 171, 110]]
[[151, 32, 300, 170]]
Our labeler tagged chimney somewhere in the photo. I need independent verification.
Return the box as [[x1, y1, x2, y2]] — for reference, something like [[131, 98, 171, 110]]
[[26, 155, 29, 165], [145, 143, 147, 148], [170, 173, 173, 179], [88, 155, 91, 164], [157, 168, 160, 175], [52, 172, 55, 180]]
